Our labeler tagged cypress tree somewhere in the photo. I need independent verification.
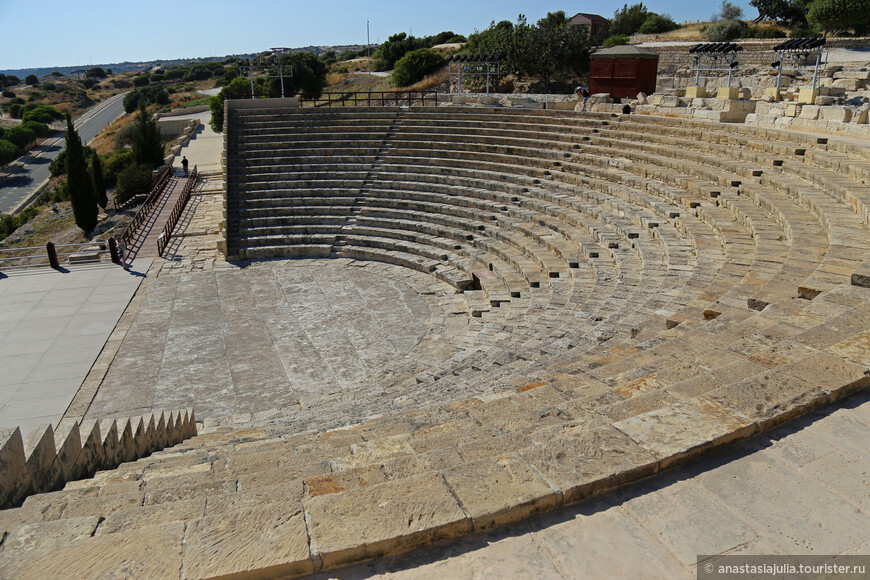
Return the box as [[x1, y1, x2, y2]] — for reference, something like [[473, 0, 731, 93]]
[[65, 114, 98, 233], [132, 102, 164, 169], [89, 149, 108, 209]]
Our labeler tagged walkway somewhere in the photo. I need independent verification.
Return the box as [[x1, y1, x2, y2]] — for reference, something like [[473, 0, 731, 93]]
[[125, 176, 189, 261], [0, 260, 151, 435], [313, 388, 870, 578]]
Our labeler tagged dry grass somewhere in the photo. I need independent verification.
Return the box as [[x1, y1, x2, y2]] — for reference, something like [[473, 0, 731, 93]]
[[407, 69, 450, 92], [89, 114, 134, 155]]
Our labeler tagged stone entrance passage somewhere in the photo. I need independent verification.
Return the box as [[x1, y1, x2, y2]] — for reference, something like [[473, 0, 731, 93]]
[[86, 259, 436, 420]]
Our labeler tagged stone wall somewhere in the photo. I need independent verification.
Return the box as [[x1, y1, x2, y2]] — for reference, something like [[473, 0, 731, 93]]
[[639, 37, 870, 73], [0, 409, 197, 508]]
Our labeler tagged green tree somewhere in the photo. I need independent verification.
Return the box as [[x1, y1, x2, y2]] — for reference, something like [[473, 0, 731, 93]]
[[464, 18, 528, 78], [209, 77, 255, 133], [0, 140, 17, 165], [22, 120, 49, 138], [65, 114, 98, 233], [115, 163, 152, 204], [3, 125, 36, 153], [131, 103, 164, 169], [639, 13, 681, 33], [750, 0, 811, 27], [375, 32, 421, 70], [101, 149, 136, 188], [524, 11, 591, 91], [392, 49, 446, 87], [807, 0, 870, 33], [25, 74, 39, 86], [715, 0, 745, 20], [89, 149, 107, 209], [611, 3, 650, 35], [22, 104, 63, 124]]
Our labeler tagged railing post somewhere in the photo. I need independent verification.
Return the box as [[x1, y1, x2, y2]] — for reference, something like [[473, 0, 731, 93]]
[[108, 237, 120, 264], [46, 242, 59, 269]]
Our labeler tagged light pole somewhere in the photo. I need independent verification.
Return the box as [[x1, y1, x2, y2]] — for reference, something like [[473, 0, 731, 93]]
[[367, 20, 372, 95], [270, 47, 289, 98]]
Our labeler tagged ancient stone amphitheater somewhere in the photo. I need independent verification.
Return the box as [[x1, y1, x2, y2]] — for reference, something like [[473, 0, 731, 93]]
[[3, 99, 870, 578]]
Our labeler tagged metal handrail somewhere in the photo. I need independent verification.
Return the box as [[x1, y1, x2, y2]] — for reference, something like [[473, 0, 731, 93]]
[[118, 166, 172, 247], [157, 166, 198, 256], [0, 239, 114, 271], [301, 90, 439, 108]]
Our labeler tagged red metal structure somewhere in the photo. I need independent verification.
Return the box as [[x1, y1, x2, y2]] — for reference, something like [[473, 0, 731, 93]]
[[589, 45, 659, 99]]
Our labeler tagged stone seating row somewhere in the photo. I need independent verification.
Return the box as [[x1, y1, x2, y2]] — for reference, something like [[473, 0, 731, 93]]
[[13, 106, 870, 576], [7, 281, 869, 577]]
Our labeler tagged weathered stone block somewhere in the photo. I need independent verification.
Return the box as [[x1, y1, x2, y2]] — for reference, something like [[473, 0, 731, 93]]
[[443, 453, 560, 531], [799, 105, 820, 120], [764, 87, 782, 102], [614, 398, 754, 469], [716, 87, 740, 100], [819, 106, 852, 123], [685, 86, 707, 98], [521, 425, 658, 503], [183, 503, 313, 579], [798, 88, 819, 104], [304, 474, 468, 569]]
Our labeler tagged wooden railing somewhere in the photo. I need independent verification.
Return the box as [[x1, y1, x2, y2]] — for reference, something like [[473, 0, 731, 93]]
[[301, 90, 440, 108], [157, 166, 198, 256], [118, 166, 172, 248]]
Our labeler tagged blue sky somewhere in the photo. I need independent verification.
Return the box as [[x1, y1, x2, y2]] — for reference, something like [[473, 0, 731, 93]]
[[0, 0, 759, 70]]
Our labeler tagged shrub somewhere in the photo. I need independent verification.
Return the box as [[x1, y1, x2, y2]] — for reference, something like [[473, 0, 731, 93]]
[[3, 125, 36, 152], [0, 139, 17, 165], [2, 90, 15, 98], [8, 103, 22, 119], [22, 120, 49, 137], [746, 26, 787, 38], [789, 25, 821, 37], [82, 78, 97, 90], [133, 75, 150, 87], [638, 13, 680, 33], [113, 122, 138, 150], [115, 163, 152, 204], [25, 74, 39, 86], [392, 49, 446, 87], [22, 104, 63, 124], [0, 207, 38, 242], [603, 35, 631, 47], [101, 149, 136, 188], [701, 19, 748, 41], [123, 85, 170, 113]]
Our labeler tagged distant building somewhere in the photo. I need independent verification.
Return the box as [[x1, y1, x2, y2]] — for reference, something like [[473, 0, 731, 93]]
[[568, 13, 611, 43]]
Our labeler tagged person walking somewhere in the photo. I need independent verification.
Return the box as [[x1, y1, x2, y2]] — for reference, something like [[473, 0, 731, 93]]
[[118, 239, 129, 271], [181, 156, 189, 177]]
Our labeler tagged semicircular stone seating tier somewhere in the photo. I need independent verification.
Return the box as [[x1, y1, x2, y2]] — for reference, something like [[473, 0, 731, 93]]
[[4, 104, 870, 578]]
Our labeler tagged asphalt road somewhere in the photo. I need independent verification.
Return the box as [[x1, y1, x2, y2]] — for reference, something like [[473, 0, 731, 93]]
[[0, 92, 127, 214]]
